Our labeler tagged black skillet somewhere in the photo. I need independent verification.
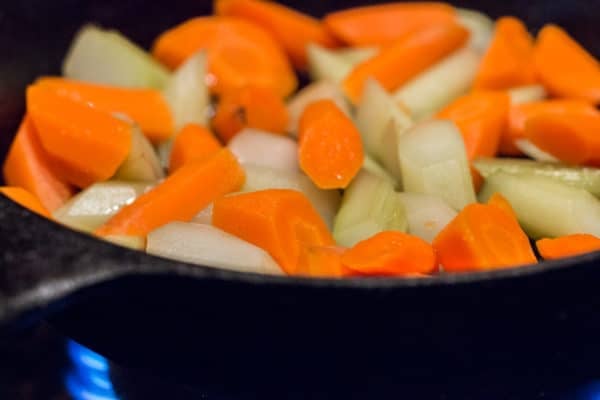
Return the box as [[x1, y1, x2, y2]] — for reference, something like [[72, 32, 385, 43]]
[[2, 0, 600, 397]]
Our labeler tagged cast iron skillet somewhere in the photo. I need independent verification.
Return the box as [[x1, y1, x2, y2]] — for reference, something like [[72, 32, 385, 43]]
[[1, 0, 600, 396]]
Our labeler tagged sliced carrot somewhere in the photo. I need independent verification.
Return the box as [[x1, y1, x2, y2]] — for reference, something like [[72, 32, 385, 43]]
[[533, 25, 600, 104], [500, 99, 598, 156], [215, 0, 338, 69], [323, 2, 456, 46], [2, 116, 74, 211], [297, 99, 363, 189], [524, 111, 600, 166], [341, 231, 436, 276], [486, 192, 518, 220], [96, 149, 244, 236], [0, 186, 51, 218], [27, 84, 132, 189], [212, 189, 335, 275], [473, 17, 536, 90], [432, 203, 537, 272], [437, 91, 510, 160], [36, 77, 174, 143], [169, 124, 222, 173], [296, 245, 352, 278], [212, 85, 289, 143], [536, 234, 600, 260], [342, 21, 469, 104], [152, 16, 297, 97]]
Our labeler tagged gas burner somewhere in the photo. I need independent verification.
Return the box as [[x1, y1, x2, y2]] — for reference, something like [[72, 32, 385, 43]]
[[65, 341, 118, 400]]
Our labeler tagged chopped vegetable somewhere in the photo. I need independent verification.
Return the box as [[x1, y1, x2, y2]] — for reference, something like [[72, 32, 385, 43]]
[[296, 245, 350, 278], [536, 234, 600, 260], [306, 44, 376, 83], [362, 155, 398, 188], [215, 0, 338, 69], [102, 235, 146, 250], [298, 99, 364, 189], [147, 222, 283, 275], [507, 84, 547, 105], [96, 149, 244, 236], [152, 16, 297, 97], [397, 192, 457, 243], [63, 24, 170, 89], [0, 186, 51, 218], [486, 192, 518, 219], [513, 139, 559, 163], [212, 189, 334, 274], [333, 170, 407, 247], [433, 203, 536, 272], [113, 127, 164, 182], [3, 116, 74, 211], [169, 124, 222, 173], [227, 128, 298, 172], [456, 8, 494, 53]]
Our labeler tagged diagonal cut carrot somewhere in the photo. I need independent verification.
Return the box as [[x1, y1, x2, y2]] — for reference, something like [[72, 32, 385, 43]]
[[169, 124, 222, 173], [536, 234, 600, 260], [486, 192, 518, 220], [296, 245, 352, 278], [0, 186, 51, 218]]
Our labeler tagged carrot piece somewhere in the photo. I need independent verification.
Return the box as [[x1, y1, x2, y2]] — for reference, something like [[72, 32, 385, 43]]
[[536, 234, 600, 260], [297, 99, 364, 189], [212, 85, 289, 143], [27, 85, 132, 189], [323, 2, 456, 46], [342, 21, 469, 104], [486, 192, 517, 220], [500, 99, 598, 156], [215, 0, 338, 69], [533, 25, 600, 104], [0, 186, 51, 218], [296, 245, 353, 278], [169, 124, 222, 173], [152, 16, 297, 97], [437, 91, 510, 160], [432, 203, 537, 272], [212, 189, 335, 275], [524, 111, 600, 166], [36, 77, 174, 143], [2, 116, 74, 211], [341, 231, 436, 276], [96, 149, 244, 236], [473, 17, 536, 90]]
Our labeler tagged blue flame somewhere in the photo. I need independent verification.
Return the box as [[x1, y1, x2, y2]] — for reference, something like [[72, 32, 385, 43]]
[[65, 340, 118, 400]]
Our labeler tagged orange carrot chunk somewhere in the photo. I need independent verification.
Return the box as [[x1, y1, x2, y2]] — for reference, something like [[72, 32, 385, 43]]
[[341, 231, 436, 276], [533, 25, 600, 105], [27, 85, 132, 189], [0, 186, 51, 218], [169, 124, 222, 173], [212, 189, 335, 275], [432, 203, 537, 272], [473, 17, 536, 90], [536, 234, 600, 260], [342, 21, 469, 104], [36, 77, 174, 143], [215, 0, 338, 69], [486, 192, 518, 220], [97, 149, 245, 236], [323, 2, 456, 46], [212, 85, 289, 143], [296, 245, 352, 278], [2, 116, 74, 211], [297, 99, 364, 189], [524, 112, 600, 166], [152, 16, 297, 97]]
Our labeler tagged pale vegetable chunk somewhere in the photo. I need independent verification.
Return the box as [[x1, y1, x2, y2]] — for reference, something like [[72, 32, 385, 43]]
[[362, 155, 398, 187], [113, 127, 164, 182], [192, 203, 214, 224], [514, 139, 559, 162], [457, 8, 494, 53], [102, 235, 146, 250], [227, 129, 299, 172], [508, 84, 548, 105], [479, 172, 600, 239], [398, 120, 476, 210], [307, 44, 376, 84], [398, 192, 457, 243], [147, 222, 284, 275], [63, 25, 170, 89]]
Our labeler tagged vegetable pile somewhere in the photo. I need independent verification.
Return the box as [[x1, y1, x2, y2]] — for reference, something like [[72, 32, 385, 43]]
[[3, 0, 600, 278]]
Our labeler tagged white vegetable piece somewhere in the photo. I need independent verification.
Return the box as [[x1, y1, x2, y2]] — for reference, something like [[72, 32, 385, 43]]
[[63, 25, 170, 89], [228, 129, 299, 172], [53, 182, 153, 232], [147, 222, 284, 275], [113, 127, 164, 182], [479, 172, 600, 239], [286, 80, 349, 136], [507, 85, 548, 105], [356, 78, 413, 178], [456, 8, 495, 53], [102, 235, 146, 250], [398, 120, 476, 210], [393, 47, 481, 120], [514, 139, 559, 163], [242, 164, 341, 228], [307, 44, 376, 83], [397, 192, 457, 243], [192, 203, 214, 224], [163, 51, 210, 130], [362, 155, 398, 188]]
